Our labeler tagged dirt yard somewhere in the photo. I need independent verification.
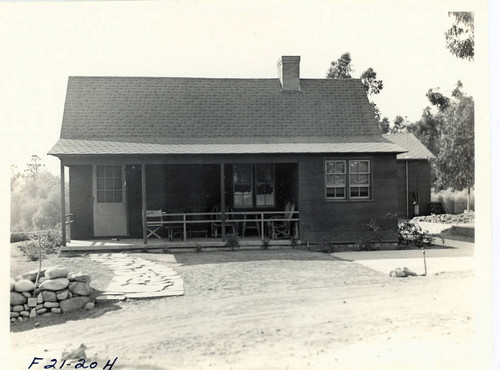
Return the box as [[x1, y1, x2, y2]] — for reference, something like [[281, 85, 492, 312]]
[[10, 249, 475, 370]]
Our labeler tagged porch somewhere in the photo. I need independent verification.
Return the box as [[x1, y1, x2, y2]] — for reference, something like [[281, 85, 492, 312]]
[[59, 236, 298, 255]]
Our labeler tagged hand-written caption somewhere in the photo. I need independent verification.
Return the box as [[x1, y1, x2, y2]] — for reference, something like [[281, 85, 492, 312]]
[[28, 357, 118, 369]]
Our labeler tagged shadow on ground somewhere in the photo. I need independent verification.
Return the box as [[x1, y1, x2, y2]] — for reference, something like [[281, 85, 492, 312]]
[[166, 248, 342, 266]]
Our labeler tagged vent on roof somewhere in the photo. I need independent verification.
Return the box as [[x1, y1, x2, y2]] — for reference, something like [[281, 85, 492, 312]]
[[277, 56, 301, 91]]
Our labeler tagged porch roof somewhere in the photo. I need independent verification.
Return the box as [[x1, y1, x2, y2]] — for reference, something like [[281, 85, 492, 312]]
[[49, 137, 406, 155]]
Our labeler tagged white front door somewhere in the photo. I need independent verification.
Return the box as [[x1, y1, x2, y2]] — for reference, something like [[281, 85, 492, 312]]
[[93, 165, 128, 237]]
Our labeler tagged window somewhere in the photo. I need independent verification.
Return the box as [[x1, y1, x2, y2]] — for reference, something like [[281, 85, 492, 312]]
[[233, 163, 275, 208], [233, 164, 253, 207], [255, 163, 275, 206], [96, 165, 123, 203], [325, 159, 370, 200], [349, 160, 370, 199], [325, 160, 346, 199]]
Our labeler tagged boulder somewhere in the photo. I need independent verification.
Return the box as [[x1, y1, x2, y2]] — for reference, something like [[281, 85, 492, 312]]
[[68, 272, 92, 283], [69, 282, 91, 296], [44, 302, 59, 308], [10, 292, 27, 305], [27, 298, 38, 307], [51, 308, 62, 314], [12, 305, 24, 312], [10, 278, 15, 291], [36, 308, 47, 315], [21, 267, 50, 281], [38, 277, 47, 284], [36, 304, 44, 310], [42, 291, 57, 302], [37, 293, 43, 304], [84, 302, 95, 310], [14, 279, 35, 293], [20, 311, 30, 317], [45, 267, 69, 280], [60, 297, 91, 313], [29, 308, 37, 318], [21, 292, 32, 298], [39, 278, 69, 291], [56, 289, 69, 301], [389, 268, 407, 277], [10, 312, 20, 318]]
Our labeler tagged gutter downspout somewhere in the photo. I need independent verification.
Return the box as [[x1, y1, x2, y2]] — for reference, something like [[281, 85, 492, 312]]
[[405, 131, 409, 219]]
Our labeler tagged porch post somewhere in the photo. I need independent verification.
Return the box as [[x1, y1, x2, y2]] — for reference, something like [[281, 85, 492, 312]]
[[60, 161, 66, 247], [220, 163, 226, 239], [142, 164, 147, 244]]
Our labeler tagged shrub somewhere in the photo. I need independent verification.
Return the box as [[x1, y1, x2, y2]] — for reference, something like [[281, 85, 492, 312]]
[[260, 238, 270, 250], [17, 227, 62, 260], [225, 232, 240, 251], [194, 244, 203, 253], [398, 221, 434, 249]]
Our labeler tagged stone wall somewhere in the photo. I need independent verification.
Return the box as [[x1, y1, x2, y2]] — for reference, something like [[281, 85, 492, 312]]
[[10, 267, 95, 323]]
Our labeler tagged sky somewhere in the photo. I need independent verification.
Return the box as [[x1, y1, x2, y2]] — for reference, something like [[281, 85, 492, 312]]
[[0, 0, 487, 175]]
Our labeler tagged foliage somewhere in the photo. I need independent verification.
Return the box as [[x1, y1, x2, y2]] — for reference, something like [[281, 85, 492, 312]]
[[225, 232, 240, 251], [445, 12, 474, 61], [326, 52, 353, 79], [17, 227, 62, 261], [260, 238, 270, 250], [407, 107, 444, 157], [10, 232, 33, 243], [434, 95, 474, 210], [389, 115, 407, 133], [397, 221, 434, 249], [379, 117, 390, 134], [425, 88, 451, 112], [360, 67, 383, 95], [11, 156, 66, 232]]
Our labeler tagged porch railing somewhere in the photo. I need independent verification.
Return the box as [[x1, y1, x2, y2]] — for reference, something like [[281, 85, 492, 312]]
[[146, 210, 299, 241]]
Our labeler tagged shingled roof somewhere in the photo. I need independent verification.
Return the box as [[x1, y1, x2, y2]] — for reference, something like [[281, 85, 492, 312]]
[[383, 133, 435, 160], [49, 76, 405, 155]]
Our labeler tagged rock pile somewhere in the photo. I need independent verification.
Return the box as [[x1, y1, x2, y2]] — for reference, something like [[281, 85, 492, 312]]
[[10, 267, 95, 323], [413, 212, 475, 224], [389, 267, 418, 277]]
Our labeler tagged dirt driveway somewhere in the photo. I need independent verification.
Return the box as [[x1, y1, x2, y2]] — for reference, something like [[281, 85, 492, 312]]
[[10, 249, 475, 369]]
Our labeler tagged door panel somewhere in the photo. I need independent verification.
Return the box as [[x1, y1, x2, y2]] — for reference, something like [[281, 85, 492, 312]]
[[93, 165, 128, 237]]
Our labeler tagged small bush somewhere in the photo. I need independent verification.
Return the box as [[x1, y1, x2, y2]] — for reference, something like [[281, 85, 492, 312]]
[[17, 227, 62, 260], [225, 233, 240, 251], [398, 221, 434, 249], [260, 238, 270, 250], [194, 244, 203, 253]]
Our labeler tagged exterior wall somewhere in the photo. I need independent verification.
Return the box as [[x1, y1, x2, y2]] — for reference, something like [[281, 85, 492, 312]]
[[396, 160, 432, 219], [297, 153, 399, 243], [68, 165, 94, 239]]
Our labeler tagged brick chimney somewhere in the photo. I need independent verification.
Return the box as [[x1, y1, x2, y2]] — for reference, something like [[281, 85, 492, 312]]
[[277, 56, 301, 91]]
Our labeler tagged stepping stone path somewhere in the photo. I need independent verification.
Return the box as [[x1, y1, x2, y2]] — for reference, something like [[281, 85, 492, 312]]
[[89, 253, 184, 302]]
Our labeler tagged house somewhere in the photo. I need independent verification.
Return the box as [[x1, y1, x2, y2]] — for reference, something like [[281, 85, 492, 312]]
[[382, 133, 435, 219], [49, 56, 406, 247]]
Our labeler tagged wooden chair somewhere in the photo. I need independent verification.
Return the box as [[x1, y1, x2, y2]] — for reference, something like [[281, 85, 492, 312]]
[[268, 202, 296, 239], [146, 210, 163, 238], [211, 204, 236, 237]]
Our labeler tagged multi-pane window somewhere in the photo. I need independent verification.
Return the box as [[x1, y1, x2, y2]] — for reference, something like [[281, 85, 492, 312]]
[[349, 160, 370, 198], [325, 160, 346, 199], [233, 163, 275, 208], [325, 159, 370, 200], [255, 164, 275, 206], [96, 165, 123, 203], [233, 164, 253, 207]]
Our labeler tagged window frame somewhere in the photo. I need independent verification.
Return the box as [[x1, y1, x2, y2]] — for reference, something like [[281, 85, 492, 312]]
[[232, 163, 276, 209], [324, 158, 372, 201], [348, 160, 371, 199], [324, 160, 347, 200], [95, 164, 124, 204]]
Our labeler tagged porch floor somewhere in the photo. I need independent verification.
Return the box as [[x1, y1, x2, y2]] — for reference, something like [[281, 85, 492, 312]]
[[60, 237, 297, 255]]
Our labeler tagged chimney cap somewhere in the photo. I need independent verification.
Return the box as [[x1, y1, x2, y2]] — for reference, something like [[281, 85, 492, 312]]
[[277, 56, 301, 64]]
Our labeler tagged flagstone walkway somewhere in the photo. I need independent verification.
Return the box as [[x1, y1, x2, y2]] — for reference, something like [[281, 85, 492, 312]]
[[89, 253, 184, 302]]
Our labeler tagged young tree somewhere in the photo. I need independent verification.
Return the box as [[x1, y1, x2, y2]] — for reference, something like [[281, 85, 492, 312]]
[[360, 67, 383, 95], [435, 94, 474, 210], [445, 12, 474, 61], [379, 117, 390, 134], [407, 107, 444, 157]]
